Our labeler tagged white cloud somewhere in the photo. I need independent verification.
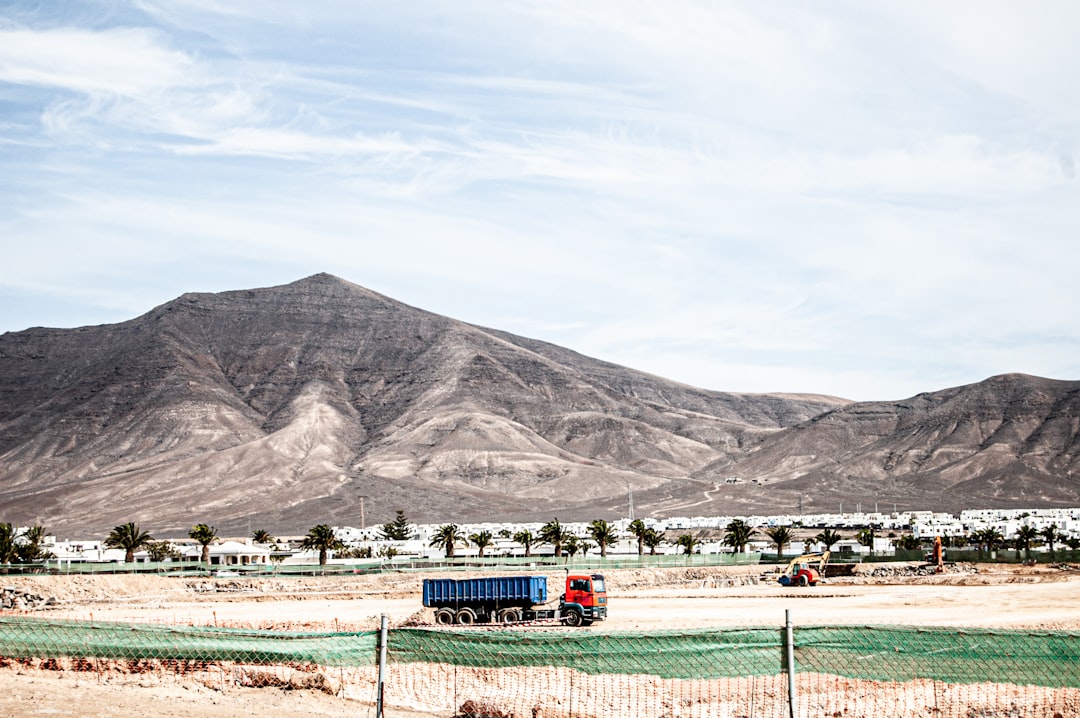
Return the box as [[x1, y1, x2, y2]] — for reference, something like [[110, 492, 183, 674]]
[[176, 127, 427, 159], [0, 27, 197, 96], [2, 3, 1079, 401]]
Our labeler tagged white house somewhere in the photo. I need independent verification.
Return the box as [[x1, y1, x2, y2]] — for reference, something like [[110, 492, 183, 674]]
[[182, 540, 271, 566]]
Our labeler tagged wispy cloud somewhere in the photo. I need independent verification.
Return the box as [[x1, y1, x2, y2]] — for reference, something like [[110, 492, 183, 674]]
[[0, 26, 196, 96], [2, 2, 1078, 400]]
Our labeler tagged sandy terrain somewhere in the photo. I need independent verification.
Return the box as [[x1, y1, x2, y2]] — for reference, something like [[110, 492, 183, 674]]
[[2, 562, 1078, 716]]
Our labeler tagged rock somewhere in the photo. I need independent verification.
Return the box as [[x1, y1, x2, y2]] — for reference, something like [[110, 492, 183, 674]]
[[458, 699, 516, 718], [288, 671, 339, 695], [0, 585, 54, 612]]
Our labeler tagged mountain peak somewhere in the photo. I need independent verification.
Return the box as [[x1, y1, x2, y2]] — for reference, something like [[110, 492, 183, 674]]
[[0, 275, 1075, 534], [292, 272, 350, 287]]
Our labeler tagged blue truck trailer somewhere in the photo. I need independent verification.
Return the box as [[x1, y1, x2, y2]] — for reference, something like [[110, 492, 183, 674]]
[[422, 573, 607, 627]]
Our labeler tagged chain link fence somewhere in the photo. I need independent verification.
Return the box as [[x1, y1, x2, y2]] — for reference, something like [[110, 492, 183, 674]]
[[1, 614, 1077, 717]]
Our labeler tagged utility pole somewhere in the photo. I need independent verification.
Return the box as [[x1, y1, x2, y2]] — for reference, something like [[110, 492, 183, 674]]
[[359, 495, 367, 531]]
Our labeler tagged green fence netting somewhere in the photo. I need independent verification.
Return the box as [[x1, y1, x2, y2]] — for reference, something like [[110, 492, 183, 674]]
[[795, 625, 1080, 688], [0, 617, 377, 666], [2, 616, 1079, 717], [2, 618, 1078, 688], [387, 625, 1080, 688], [388, 627, 782, 679]]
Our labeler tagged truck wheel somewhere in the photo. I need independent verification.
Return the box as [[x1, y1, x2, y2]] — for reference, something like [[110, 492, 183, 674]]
[[797, 574, 809, 587], [455, 608, 477, 625], [562, 608, 584, 627], [434, 608, 455, 625], [499, 608, 522, 624]]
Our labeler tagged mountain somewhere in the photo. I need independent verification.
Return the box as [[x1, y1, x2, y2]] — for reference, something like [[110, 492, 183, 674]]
[[2, 275, 1077, 536], [0, 274, 846, 535], [696, 373, 1080, 515]]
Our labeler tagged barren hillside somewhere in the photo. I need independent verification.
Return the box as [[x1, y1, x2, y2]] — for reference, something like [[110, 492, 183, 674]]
[[2, 275, 1077, 534], [0, 274, 844, 534]]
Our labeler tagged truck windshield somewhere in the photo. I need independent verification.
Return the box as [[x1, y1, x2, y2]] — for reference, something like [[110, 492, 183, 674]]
[[591, 577, 606, 593]]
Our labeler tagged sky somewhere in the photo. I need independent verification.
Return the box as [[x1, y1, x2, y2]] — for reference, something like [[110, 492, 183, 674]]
[[2, 2, 1078, 402]]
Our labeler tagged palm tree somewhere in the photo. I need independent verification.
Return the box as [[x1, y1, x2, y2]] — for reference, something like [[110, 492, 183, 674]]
[[302, 524, 342, 567], [643, 528, 664, 555], [813, 528, 842, 551], [1014, 525, 1039, 560], [588, 519, 618, 558], [857, 525, 878, 556], [429, 524, 466, 559], [539, 518, 569, 558], [629, 519, 648, 556], [1040, 524, 1061, 557], [469, 530, 494, 558], [972, 527, 1004, 558], [105, 522, 154, 563], [676, 534, 700, 555], [563, 535, 583, 557], [15, 525, 52, 563], [0, 523, 17, 565], [188, 524, 218, 566], [764, 526, 793, 559], [513, 529, 536, 557], [722, 519, 755, 554], [252, 529, 274, 545]]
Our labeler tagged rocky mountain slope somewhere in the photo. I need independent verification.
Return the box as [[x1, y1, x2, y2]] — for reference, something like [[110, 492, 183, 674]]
[[0, 274, 845, 534], [1, 275, 1077, 535], [698, 373, 1080, 515]]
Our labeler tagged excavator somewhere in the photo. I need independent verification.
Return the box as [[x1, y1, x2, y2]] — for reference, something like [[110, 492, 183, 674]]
[[925, 536, 945, 573], [776, 551, 830, 587]]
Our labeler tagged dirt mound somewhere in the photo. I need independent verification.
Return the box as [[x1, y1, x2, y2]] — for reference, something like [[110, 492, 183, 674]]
[[2, 572, 434, 606], [5, 574, 183, 604], [605, 565, 764, 590]]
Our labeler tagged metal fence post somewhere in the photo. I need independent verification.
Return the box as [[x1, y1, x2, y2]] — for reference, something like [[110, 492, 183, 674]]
[[785, 609, 797, 718], [376, 613, 389, 718]]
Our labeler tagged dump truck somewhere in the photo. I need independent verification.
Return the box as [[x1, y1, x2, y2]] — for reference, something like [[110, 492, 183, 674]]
[[777, 551, 830, 587], [423, 573, 607, 627]]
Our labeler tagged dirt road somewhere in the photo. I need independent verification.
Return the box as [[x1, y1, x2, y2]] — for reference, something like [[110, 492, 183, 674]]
[[29, 564, 1080, 631]]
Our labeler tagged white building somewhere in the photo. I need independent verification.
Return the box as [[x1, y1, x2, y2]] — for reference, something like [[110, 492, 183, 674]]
[[180, 540, 271, 567]]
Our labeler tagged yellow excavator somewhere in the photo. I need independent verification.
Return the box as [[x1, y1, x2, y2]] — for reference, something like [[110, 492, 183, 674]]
[[776, 551, 830, 587]]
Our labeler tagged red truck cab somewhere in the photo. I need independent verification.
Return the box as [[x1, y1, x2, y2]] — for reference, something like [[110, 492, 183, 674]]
[[560, 573, 607, 626]]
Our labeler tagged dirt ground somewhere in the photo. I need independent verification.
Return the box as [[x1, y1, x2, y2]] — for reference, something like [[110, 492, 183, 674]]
[[2, 561, 1078, 716], [0, 670, 389, 718]]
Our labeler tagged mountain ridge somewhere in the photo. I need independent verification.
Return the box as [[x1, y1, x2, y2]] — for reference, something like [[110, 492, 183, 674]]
[[1, 274, 1077, 534]]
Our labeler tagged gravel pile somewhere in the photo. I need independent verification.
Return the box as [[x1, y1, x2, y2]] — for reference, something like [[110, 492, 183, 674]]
[[857, 563, 979, 579], [1, 585, 57, 611]]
